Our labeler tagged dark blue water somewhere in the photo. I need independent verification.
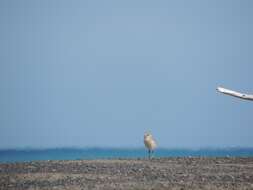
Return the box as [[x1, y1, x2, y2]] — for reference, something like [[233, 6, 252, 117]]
[[1, 148, 253, 163]]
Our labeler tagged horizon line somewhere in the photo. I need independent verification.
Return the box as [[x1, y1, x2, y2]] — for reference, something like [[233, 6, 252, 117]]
[[1, 146, 253, 151]]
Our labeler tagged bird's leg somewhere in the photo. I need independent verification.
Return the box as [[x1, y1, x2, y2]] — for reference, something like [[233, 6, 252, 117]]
[[148, 149, 151, 159], [151, 150, 154, 159]]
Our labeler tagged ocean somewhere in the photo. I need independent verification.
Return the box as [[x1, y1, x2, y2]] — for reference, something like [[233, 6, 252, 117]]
[[0, 148, 253, 163]]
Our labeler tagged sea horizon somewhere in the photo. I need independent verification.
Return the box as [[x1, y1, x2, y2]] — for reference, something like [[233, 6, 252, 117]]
[[1, 147, 253, 163]]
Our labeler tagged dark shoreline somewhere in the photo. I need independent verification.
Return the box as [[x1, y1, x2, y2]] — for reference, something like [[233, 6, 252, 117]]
[[1, 157, 253, 190]]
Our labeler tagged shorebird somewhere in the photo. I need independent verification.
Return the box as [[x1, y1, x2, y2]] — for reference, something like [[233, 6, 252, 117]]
[[144, 132, 157, 159]]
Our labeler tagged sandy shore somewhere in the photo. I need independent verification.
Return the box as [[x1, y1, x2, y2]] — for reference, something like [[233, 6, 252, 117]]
[[1, 157, 253, 190]]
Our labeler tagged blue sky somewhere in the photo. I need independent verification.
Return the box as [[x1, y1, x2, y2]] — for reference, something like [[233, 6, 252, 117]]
[[0, 0, 253, 149]]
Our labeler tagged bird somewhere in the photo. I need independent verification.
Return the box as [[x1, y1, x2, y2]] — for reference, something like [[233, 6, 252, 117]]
[[144, 132, 157, 159]]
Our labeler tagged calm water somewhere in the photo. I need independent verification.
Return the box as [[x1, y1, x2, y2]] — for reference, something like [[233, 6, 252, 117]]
[[0, 148, 253, 163]]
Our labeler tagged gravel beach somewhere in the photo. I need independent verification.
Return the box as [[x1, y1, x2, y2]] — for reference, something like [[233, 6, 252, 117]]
[[1, 157, 253, 190]]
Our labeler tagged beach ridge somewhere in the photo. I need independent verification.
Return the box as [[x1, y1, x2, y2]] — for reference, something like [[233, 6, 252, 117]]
[[1, 157, 253, 190]]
